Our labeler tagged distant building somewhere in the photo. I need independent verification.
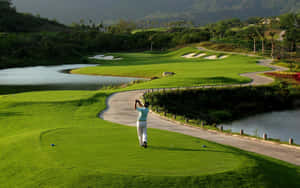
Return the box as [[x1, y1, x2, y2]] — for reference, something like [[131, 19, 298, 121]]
[[261, 18, 271, 25], [261, 17, 280, 25]]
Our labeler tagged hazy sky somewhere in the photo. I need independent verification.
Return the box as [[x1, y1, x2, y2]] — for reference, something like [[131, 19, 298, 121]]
[[12, 0, 112, 24], [12, 0, 190, 24]]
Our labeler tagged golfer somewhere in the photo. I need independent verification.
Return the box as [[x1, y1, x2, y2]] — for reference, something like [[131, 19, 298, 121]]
[[135, 100, 149, 148]]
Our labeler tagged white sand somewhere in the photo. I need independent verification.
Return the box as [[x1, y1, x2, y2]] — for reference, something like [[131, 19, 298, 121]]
[[219, 55, 229, 59], [182, 53, 196, 58], [89, 55, 122, 60], [194, 53, 206, 58], [204, 55, 218, 60]]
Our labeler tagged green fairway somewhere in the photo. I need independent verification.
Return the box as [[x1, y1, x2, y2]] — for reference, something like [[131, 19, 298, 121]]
[[72, 47, 270, 89], [0, 90, 300, 187]]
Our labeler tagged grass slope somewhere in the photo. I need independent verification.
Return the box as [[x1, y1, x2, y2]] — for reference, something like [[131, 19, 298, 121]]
[[72, 47, 270, 89], [0, 90, 299, 187]]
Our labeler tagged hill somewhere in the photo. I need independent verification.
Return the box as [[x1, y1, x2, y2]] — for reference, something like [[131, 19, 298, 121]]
[[13, 0, 300, 25], [0, 0, 67, 32]]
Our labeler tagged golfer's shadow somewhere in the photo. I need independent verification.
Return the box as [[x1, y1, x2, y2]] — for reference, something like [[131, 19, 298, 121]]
[[0, 112, 23, 119], [149, 146, 236, 154]]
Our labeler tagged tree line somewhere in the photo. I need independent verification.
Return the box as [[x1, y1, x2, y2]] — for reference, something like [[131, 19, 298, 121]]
[[0, 29, 210, 69], [206, 14, 300, 59], [144, 85, 300, 125]]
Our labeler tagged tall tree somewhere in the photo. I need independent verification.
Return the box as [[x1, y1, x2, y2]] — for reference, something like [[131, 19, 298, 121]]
[[269, 32, 276, 60], [246, 26, 259, 53], [255, 26, 267, 54]]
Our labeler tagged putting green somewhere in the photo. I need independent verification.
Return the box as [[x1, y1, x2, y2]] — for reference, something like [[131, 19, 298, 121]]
[[40, 127, 248, 176]]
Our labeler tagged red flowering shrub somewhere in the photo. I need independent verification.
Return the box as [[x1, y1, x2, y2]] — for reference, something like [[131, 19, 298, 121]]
[[296, 73, 300, 81], [265, 72, 300, 83]]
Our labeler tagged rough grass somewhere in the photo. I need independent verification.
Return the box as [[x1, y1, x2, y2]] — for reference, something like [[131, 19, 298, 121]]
[[199, 41, 252, 54], [131, 27, 168, 34], [0, 90, 299, 187], [71, 47, 270, 89]]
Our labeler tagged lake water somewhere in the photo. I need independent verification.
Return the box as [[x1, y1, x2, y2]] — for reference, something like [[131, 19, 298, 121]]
[[0, 64, 142, 90], [222, 110, 300, 144]]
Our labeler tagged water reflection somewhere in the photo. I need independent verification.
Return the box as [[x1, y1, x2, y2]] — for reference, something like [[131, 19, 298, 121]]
[[223, 110, 300, 144], [0, 64, 142, 91]]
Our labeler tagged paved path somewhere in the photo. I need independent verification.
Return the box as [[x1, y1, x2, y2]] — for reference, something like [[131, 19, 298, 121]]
[[100, 50, 300, 166]]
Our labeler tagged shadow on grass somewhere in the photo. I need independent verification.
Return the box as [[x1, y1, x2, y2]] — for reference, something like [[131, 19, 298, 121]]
[[0, 112, 23, 119], [200, 77, 245, 84], [216, 143, 300, 187], [0, 84, 107, 95], [6, 92, 108, 109], [149, 145, 237, 154]]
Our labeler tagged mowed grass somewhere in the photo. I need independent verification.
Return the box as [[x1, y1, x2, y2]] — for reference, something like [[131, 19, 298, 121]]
[[72, 47, 270, 89], [0, 90, 300, 187]]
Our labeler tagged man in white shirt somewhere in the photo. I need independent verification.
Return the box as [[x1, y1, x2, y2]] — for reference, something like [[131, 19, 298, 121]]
[[135, 100, 149, 148]]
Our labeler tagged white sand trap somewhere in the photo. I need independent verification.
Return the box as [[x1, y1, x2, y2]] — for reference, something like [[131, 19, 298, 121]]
[[204, 55, 218, 60], [182, 53, 196, 58], [89, 55, 122, 60], [194, 53, 206, 58], [219, 55, 229, 59]]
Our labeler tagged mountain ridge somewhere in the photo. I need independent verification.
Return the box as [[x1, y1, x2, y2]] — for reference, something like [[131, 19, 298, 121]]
[[12, 0, 300, 25]]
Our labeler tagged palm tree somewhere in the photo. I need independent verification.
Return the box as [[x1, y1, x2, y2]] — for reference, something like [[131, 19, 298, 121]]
[[252, 34, 257, 53], [255, 27, 266, 55], [148, 35, 155, 51], [247, 27, 258, 53], [269, 32, 276, 60]]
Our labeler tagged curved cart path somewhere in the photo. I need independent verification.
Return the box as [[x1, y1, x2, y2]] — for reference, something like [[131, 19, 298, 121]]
[[100, 52, 300, 166]]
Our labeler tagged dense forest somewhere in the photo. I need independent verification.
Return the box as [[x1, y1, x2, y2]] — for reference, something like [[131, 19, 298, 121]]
[[0, 0, 67, 32]]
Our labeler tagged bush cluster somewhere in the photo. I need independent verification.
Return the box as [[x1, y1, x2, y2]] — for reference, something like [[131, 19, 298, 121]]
[[145, 86, 300, 125]]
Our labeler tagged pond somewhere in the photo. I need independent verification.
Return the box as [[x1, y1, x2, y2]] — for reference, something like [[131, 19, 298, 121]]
[[222, 110, 300, 144], [0, 64, 142, 91]]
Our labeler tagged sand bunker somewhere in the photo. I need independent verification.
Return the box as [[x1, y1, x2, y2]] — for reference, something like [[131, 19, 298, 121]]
[[194, 53, 206, 58], [219, 55, 229, 59], [89, 55, 122, 60], [182, 53, 196, 58], [182, 53, 207, 59], [204, 55, 218, 60]]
